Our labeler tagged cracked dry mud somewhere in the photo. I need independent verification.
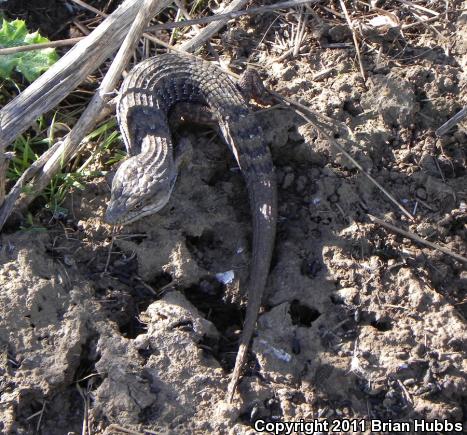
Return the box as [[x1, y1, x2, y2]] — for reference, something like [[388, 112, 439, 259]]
[[1, 5, 467, 435]]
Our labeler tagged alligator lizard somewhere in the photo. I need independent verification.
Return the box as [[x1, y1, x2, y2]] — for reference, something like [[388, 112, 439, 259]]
[[104, 53, 277, 402]]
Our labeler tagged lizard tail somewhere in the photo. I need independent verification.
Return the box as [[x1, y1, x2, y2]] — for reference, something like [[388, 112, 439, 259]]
[[226, 174, 277, 403]]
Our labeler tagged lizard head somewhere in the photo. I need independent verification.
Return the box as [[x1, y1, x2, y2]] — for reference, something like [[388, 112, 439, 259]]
[[104, 155, 177, 226]]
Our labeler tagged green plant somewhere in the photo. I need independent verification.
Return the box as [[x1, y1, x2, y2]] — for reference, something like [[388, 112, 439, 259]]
[[7, 117, 123, 217], [0, 18, 58, 82], [44, 119, 124, 213], [7, 117, 49, 180]]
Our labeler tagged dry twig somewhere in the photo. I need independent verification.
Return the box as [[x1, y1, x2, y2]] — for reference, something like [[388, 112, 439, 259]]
[[0, 37, 85, 55], [436, 106, 467, 136], [0, 0, 318, 56], [179, 0, 249, 52], [339, 0, 366, 81], [368, 214, 467, 264], [272, 92, 414, 221], [397, 0, 439, 16], [70, 0, 107, 17]]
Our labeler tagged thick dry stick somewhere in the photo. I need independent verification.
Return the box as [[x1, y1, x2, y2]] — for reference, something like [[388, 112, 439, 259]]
[[0, 0, 145, 150], [0, 0, 169, 228], [0, 0, 142, 212], [179, 0, 249, 52]]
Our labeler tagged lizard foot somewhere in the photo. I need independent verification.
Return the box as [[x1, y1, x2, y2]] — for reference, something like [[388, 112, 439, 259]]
[[238, 68, 277, 106]]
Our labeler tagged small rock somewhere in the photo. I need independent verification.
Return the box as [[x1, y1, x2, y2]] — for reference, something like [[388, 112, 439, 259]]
[[295, 175, 307, 192], [416, 187, 427, 200], [63, 255, 75, 267], [282, 172, 295, 189], [328, 193, 339, 203], [395, 351, 409, 360], [403, 378, 416, 387], [310, 167, 321, 179], [328, 24, 352, 42], [281, 66, 297, 81]]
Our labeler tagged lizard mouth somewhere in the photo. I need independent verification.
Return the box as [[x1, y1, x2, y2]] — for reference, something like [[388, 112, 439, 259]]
[[103, 203, 127, 226], [104, 176, 177, 226]]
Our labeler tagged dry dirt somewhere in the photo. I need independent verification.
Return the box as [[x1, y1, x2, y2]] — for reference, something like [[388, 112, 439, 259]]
[[1, 1, 466, 434]]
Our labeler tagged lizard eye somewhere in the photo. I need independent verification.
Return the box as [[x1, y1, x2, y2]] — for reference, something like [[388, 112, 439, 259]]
[[134, 201, 144, 210]]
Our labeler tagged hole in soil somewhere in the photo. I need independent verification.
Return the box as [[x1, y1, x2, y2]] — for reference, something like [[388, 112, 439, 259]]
[[240, 396, 284, 427], [300, 259, 322, 278], [197, 333, 222, 361], [119, 315, 148, 339], [343, 100, 362, 116], [205, 165, 231, 186], [289, 300, 321, 327], [150, 272, 173, 289], [329, 293, 344, 305], [118, 296, 154, 339], [110, 281, 162, 339], [74, 335, 103, 392], [183, 276, 244, 370], [185, 230, 219, 252], [131, 233, 147, 245], [370, 318, 393, 332]]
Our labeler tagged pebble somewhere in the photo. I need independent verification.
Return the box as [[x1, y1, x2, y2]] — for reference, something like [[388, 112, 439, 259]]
[[295, 175, 308, 192], [416, 187, 427, 200], [310, 167, 321, 179], [328, 193, 339, 203], [281, 66, 297, 81], [395, 351, 409, 360], [63, 255, 75, 267], [282, 172, 295, 189]]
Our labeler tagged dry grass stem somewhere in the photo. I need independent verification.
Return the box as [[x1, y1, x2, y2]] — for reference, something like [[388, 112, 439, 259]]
[[293, 7, 308, 56], [178, 0, 248, 52], [339, 0, 366, 81], [0, 0, 319, 56], [70, 0, 107, 17], [272, 92, 415, 221], [368, 214, 467, 264], [436, 106, 467, 136], [397, 0, 439, 16], [0, 37, 85, 55], [105, 424, 145, 435]]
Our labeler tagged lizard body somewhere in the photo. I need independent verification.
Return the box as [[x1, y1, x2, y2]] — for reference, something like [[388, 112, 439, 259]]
[[104, 54, 277, 402]]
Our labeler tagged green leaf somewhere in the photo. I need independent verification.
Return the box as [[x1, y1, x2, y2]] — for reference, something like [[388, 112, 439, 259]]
[[0, 18, 58, 82]]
